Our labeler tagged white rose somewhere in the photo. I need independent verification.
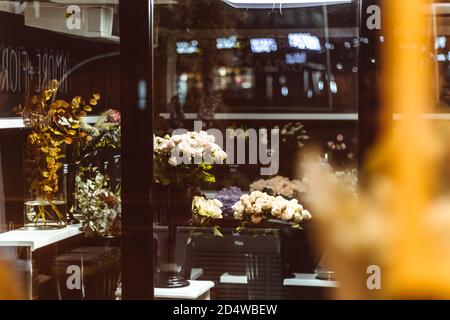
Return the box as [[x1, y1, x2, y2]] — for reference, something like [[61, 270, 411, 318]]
[[281, 208, 294, 221], [293, 212, 303, 223], [302, 210, 312, 220]]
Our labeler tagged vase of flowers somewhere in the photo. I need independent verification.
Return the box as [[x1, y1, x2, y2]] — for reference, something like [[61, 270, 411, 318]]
[[232, 191, 313, 277], [153, 130, 227, 288], [17, 80, 97, 229]]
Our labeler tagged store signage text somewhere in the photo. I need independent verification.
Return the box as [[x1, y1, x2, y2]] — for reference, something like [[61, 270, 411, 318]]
[[0, 45, 69, 95]]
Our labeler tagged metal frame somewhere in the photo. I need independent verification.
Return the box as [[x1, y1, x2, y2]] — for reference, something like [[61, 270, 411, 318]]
[[120, 0, 154, 300]]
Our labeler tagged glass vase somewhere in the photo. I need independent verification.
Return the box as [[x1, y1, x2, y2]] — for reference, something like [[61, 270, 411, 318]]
[[23, 147, 68, 230], [154, 183, 194, 288]]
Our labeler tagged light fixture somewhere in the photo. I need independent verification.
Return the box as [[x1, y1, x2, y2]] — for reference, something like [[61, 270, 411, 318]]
[[222, 0, 352, 9]]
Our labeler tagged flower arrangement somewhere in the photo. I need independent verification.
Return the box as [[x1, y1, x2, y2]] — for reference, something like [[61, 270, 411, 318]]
[[192, 196, 224, 237], [153, 131, 227, 187], [72, 109, 122, 236], [16, 80, 97, 227], [217, 186, 243, 217], [192, 196, 223, 222], [74, 167, 121, 237], [232, 191, 311, 228], [279, 122, 309, 148], [91, 109, 121, 150], [249, 176, 306, 199]]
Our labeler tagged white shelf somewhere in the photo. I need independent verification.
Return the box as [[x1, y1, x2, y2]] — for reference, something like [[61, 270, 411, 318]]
[[220, 272, 248, 284], [0, 224, 82, 251], [159, 113, 358, 121], [220, 272, 339, 288], [155, 280, 214, 300], [0, 116, 99, 129], [284, 273, 339, 288]]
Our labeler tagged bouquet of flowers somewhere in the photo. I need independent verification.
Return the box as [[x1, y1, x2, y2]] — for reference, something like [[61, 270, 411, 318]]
[[153, 131, 227, 187], [192, 196, 223, 222], [16, 80, 97, 227], [250, 176, 306, 199], [232, 191, 311, 228], [74, 167, 121, 237], [192, 196, 224, 237], [217, 186, 243, 217]]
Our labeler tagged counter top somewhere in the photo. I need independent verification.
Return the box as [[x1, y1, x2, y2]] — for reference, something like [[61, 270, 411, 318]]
[[0, 224, 82, 251]]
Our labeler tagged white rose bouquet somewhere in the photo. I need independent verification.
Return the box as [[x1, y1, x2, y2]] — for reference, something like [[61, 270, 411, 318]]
[[154, 131, 227, 187], [192, 196, 224, 236], [232, 191, 311, 228]]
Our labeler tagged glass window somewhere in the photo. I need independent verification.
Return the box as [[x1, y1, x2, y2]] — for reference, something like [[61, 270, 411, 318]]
[[153, 0, 359, 300]]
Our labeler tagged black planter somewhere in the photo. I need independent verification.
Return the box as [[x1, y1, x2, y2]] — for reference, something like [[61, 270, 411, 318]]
[[280, 221, 321, 278], [154, 184, 195, 288]]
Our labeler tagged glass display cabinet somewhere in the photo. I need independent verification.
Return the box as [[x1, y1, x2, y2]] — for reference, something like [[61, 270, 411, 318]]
[[1, 0, 444, 301]]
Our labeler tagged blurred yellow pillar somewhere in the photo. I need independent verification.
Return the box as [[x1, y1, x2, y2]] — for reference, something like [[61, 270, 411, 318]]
[[382, 0, 449, 298]]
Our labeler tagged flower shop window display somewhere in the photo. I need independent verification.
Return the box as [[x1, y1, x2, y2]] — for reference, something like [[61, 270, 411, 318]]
[[153, 131, 227, 288], [16, 80, 98, 229]]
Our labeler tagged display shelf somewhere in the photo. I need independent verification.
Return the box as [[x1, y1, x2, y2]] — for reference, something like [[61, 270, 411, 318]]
[[0, 116, 100, 129], [220, 272, 339, 288], [284, 273, 339, 288], [0, 224, 82, 251], [159, 113, 359, 121], [154, 280, 214, 300], [220, 272, 248, 284]]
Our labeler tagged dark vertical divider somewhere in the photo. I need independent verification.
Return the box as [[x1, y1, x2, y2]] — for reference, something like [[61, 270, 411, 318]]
[[120, 0, 154, 299], [358, 0, 383, 182]]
